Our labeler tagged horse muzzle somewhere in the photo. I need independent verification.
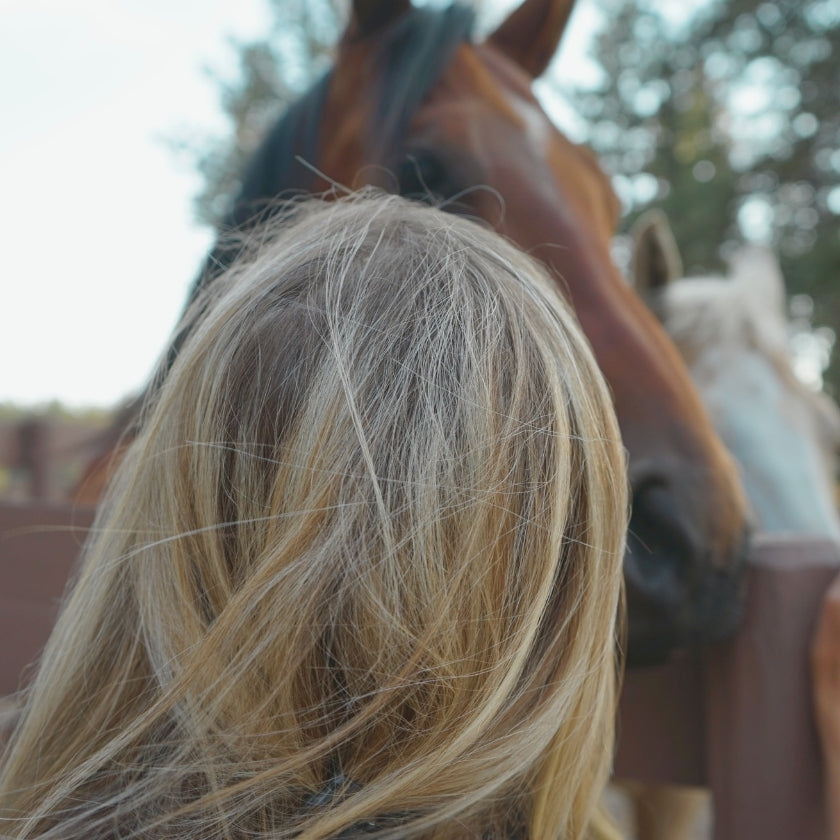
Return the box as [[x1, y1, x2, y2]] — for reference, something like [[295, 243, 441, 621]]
[[623, 474, 750, 667]]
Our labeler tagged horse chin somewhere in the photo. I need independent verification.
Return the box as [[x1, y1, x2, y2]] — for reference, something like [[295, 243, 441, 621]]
[[623, 483, 750, 667]]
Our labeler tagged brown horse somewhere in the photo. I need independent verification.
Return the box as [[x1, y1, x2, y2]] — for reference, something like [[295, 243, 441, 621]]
[[80, 0, 749, 665]]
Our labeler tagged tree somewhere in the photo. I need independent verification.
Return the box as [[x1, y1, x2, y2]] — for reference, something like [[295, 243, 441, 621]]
[[575, 0, 840, 391]]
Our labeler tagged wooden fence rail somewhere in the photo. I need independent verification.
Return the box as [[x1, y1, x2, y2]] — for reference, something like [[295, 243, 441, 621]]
[[1, 502, 837, 838], [0, 419, 108, 501]]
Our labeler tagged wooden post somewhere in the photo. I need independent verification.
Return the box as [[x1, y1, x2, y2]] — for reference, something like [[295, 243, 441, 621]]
[[704, 537, 839, 840], [17, 419, 50, 500], [615, 537, 840, 839]]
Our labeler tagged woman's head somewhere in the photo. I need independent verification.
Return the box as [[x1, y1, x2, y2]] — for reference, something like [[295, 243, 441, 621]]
[[1, 192, 627, 839]]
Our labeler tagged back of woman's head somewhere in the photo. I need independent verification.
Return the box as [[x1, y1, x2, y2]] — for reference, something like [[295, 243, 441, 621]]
[[0, 192, 627, 840]]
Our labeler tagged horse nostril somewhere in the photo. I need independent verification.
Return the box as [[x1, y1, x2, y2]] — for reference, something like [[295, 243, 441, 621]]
[[624, 475, 748, 666], [623, 476, 703, 665], [625, 478, 698, 604]]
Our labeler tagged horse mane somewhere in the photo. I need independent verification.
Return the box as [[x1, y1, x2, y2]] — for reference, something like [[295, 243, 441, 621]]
[[664, 266, 840, 466], [662, 257, 833, 418], [196, 5, 476, 286], [166, 2, 478, 377], [663, 276, 787, 363], [368, 4, 475, 155]]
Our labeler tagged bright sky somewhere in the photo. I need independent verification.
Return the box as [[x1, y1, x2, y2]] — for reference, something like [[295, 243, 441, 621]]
[[1, 0, 602, 408], [1, 0, 274, 407]]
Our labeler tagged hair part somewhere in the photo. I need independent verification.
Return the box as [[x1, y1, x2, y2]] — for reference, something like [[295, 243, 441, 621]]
[[1, 191, 627, 840]]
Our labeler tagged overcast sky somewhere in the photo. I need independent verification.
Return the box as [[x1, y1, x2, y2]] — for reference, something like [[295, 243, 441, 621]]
[[1, 0, 604, 408]]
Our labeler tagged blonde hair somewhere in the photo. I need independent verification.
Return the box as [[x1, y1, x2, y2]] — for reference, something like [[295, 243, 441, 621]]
[[0, 192, 627, 839]]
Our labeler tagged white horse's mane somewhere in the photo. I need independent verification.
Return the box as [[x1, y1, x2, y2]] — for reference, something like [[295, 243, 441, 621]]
[[665, 248, 798, 386], [662, 245, 840, 439], [633, 217, 840, 538]]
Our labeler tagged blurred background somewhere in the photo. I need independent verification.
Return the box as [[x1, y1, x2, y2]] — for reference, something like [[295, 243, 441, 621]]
[[2, 0, 839, 496]]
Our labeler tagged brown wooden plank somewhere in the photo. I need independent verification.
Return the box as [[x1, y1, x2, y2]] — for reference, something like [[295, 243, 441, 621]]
[[0, 502, 95, 696], [705, 537, 839, 840]]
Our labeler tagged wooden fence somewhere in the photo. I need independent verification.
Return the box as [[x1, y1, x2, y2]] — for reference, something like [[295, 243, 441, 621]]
[[0, 418, 108, 501], [1, 502, 837, 838]]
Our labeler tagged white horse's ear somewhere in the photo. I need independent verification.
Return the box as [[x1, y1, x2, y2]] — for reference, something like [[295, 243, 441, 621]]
[[729, 246, 787, 323], [487, 0, 576, 79], [631, 209, 683, 301]]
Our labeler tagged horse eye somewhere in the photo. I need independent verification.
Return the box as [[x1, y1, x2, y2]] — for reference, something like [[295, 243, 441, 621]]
[[395, 152, 452, 201]]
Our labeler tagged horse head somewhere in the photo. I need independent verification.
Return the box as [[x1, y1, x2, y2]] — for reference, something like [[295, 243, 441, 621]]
[[197, 0, 750, 664]]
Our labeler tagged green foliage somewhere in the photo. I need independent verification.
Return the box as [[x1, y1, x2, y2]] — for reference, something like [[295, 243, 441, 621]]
[[0, 401, 112, 423], [577, 0, 840, 391]]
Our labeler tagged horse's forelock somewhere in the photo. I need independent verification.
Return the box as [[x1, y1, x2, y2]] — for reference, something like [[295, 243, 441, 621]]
[[371, 4, 476, 153], [664, 273, 786, 356], [663, 272, 835, 427], [194, 5, 476, 303]]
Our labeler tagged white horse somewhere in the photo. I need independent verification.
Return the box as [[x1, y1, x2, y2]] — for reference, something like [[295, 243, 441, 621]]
[[634, 211, 840, 541], [613, 212, 840, 840]]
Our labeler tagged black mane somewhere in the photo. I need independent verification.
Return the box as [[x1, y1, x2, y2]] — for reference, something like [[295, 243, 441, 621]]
[[194, 5, 476, 293], [160, 4, 476, 377], [370, 4, 476, 161]]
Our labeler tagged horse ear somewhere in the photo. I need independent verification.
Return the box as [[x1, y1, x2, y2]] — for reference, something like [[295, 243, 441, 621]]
[[632, 209, 683, 300], [347, 0, 411, 38], [486, 0, 576, 78], [729, 246, 787, 322]]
